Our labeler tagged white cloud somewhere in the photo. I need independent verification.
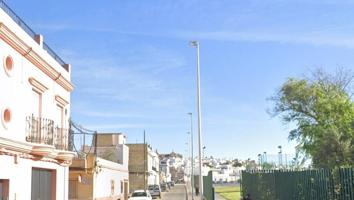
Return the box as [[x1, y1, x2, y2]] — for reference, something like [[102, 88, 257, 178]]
[[67, 44, 190, 119], [170, 30, 354, 48], [35, 18, 354, 49], [77, 110, 145, 118], [84, 122, 182, 131]]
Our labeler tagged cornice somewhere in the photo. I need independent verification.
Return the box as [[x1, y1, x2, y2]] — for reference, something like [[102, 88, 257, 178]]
[[55, 95, 69, 107], [0, 136, 32, 154], [0, 137, 75, 163], [28, 77, 48, 93], [0, 22, 74, 92]]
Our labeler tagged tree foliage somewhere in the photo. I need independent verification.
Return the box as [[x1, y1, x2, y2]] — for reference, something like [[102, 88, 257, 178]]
[[270, 68, 354, 168], [232, 159, 243, 167]]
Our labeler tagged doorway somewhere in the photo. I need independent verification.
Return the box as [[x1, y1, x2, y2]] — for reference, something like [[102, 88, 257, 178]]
[[0, 179, 9, 200], [31, 168, 56, 200]]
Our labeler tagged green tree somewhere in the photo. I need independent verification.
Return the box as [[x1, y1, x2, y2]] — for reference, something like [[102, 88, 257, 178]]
[[262, 162, 275, 170], [270, 68, 354, 168], [232, 159, 243, 167]]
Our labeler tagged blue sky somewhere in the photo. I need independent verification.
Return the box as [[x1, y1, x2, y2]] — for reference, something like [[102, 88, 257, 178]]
[[7, 0, 354, 159]]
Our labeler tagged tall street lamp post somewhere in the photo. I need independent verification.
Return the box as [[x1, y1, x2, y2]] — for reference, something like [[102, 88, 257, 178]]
[[188, 112, 194, 200], [189, 40, 204, 200]]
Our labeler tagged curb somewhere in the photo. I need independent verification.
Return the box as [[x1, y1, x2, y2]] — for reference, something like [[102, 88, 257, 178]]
[[185, 184, 188, 200]]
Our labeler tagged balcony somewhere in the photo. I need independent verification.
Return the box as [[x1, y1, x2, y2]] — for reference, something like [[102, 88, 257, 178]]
[[25, 115, 68, 151], [54, 127, 68, 151]]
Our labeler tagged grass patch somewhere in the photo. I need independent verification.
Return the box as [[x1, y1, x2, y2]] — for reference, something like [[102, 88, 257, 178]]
[[215, 186, 241, 200]]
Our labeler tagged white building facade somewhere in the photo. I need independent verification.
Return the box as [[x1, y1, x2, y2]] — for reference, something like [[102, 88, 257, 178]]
[[0, 2, 74, 199], [147, 150, 160, 185], [160, 158, 172, 183]]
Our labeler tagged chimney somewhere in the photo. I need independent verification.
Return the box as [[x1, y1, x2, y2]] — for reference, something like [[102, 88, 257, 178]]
[[34, 34, 44, 47]]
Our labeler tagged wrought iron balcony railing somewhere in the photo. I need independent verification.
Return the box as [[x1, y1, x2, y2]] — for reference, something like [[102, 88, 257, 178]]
[[25, 115, 54, 146], [55, 127, 68, 151], [25, 115, 69, 150]]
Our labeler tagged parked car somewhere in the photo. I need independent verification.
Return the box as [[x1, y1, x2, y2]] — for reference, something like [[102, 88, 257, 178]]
[[128, 190, 152, 200], [160, 183, 168, 192], [148, 184, 161, 199], [175, 179, 185, 184]]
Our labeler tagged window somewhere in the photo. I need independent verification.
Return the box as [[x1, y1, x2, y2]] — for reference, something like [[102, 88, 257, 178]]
[[54, 95, 68, 129], [31, 90, 42, 117], [28, 77, 47, 117], [55, 104, 65, 149], [110, 180, 115, 195], [3, 55, 13, 76], [56, 105, 63, 128], [1, 108, 11, 129], [132, 191, 147, 197]]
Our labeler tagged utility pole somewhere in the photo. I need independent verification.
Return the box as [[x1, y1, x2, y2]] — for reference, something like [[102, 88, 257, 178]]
[[144, 130, 146, 190]]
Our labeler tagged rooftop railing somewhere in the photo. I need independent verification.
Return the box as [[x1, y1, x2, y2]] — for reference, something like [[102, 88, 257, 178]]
[[0, 0, 68, 71]]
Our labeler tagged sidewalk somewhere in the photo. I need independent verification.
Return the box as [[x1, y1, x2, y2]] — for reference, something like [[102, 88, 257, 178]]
[[185, 183, 193, 200], [185, 182, 227, 200], [185, 181, 196, 200]]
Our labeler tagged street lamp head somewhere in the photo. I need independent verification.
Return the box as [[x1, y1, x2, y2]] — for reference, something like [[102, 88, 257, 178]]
[[187, 131, 190, 134], [189, 41, 199, 47], [188, 112, 192, 115]]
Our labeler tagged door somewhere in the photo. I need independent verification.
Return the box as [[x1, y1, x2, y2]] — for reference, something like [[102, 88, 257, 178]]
[[31, 169, 54, 200], [31, 90, 42, 142], [55, 105, 64, 149], [0, 179, 9, 200]]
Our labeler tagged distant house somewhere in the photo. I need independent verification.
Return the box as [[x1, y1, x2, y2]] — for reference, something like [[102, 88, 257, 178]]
[[127, 144, 160, 192], [69, 133, 129, 200], [160, 158, 172, 183], [160, 152, 185, 182], [211, 164, 244, 183]]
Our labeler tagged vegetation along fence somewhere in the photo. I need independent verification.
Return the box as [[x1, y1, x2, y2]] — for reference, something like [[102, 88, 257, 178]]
[[241, 169, 354, 200]]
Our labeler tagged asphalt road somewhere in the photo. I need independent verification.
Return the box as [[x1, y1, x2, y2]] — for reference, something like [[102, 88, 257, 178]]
[[161, 184, 186, 200]]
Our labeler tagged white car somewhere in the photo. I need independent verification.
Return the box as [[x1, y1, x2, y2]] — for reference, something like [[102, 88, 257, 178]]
[[128, 190, 153, 200]]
